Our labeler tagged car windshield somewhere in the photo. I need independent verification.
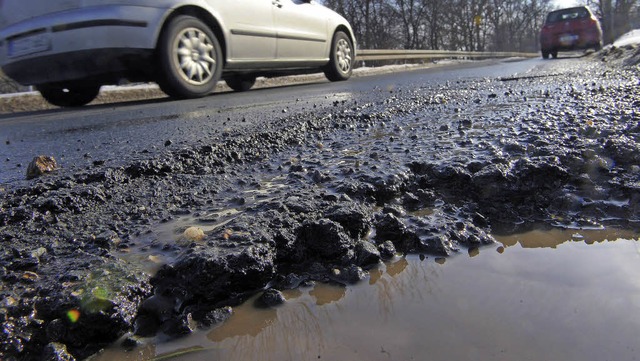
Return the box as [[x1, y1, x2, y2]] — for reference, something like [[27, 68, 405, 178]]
[[546, 7, 590, 23]]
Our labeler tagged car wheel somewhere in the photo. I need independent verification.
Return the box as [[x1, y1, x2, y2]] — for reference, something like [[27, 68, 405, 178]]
[[541, 50, 550, 59], [225, 75, 256, 92], [36, 83, 100, 107], [324, 31, 353, 82], [594, 43, 602, 52], [157, 15, 222, 99], [551, 50, 558, 59]]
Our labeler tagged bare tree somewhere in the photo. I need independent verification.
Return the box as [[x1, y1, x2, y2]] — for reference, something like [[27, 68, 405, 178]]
[[487, 0, 552, 52], [324, 0, 399, 48], [393, 0, 427, 49], [584, 0, 640, 43], [322, 0, 559, 52], [452, 0, 491, 51], [425, 0, 444, 49]]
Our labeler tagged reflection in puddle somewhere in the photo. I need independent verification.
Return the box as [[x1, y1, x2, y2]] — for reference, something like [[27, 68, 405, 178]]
[[496, 227, 639, 249], [96, 228, 640, 361], [208, 304, 278, 341], [309, 284, 347, 306]]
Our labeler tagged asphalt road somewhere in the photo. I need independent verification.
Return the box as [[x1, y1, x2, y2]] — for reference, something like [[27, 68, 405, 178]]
[[3, 48, 639, 360], [0, 57, 555, 185]]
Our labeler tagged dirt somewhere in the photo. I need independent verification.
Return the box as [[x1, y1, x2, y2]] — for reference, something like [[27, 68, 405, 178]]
[[1, 46, 639, 360]]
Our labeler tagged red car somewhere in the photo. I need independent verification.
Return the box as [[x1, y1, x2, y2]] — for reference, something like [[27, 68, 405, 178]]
[[539, 6, 603, 59]]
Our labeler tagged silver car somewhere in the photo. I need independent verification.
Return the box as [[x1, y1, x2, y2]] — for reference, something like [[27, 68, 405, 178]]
[[0, 0, 356, 107]]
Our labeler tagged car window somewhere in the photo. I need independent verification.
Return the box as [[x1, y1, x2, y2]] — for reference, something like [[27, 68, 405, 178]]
[[546, 7, 590, 24]]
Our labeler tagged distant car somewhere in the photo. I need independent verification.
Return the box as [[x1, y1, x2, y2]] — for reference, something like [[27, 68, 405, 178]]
[[0, 0, 356, 107], [540, 6, 603, 59]]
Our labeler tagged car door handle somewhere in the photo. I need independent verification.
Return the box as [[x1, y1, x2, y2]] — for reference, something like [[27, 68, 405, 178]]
[[272, 0, 283, 8]]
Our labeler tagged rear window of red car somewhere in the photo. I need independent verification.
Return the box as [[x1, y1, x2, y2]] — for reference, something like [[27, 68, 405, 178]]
[[546, 7, 590, 24]]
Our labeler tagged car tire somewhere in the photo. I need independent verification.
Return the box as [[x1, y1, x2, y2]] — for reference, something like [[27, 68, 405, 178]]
[[551, 50, 558, 59], [225, 75, 256, 92], [324, 31, 354, 82], [36, 83, 101, 107], [541, 50, 550, 59], [157, 15, 222, 99]]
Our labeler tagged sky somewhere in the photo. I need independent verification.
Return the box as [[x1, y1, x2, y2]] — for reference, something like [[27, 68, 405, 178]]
[[552, 0, 581, 8]]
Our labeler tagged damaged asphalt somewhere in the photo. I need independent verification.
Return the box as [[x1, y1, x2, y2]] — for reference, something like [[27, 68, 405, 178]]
[[1, 47, 639, 360]]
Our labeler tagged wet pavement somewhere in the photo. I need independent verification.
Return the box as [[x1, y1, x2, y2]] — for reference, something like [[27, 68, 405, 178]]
[[95, 229, 640, 361], [0, 58, 536, 185], [1, 47, 639, 360]]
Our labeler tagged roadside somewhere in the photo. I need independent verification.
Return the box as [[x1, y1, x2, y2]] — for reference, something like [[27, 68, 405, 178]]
[[0, 61, 461, 114]]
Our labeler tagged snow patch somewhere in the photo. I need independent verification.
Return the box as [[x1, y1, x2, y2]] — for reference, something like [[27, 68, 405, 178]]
[[613, 29, 640, 47]]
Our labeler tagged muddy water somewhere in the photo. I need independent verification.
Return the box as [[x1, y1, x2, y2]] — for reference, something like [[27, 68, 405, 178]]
[[96, 228, 640, 361]]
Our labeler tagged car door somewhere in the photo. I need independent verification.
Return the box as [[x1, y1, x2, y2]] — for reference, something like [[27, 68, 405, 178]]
[[272, 0, 328, 60], [214, 0, 276, 61]]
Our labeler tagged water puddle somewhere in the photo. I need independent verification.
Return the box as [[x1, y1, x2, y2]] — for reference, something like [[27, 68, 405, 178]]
[[118, 176, 288, 273], [98, 228, 640, 361]]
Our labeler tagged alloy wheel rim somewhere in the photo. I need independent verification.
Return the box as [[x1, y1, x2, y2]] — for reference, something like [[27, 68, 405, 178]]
[[173, 27, 216, 85], [336, 38, 352, 74]]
